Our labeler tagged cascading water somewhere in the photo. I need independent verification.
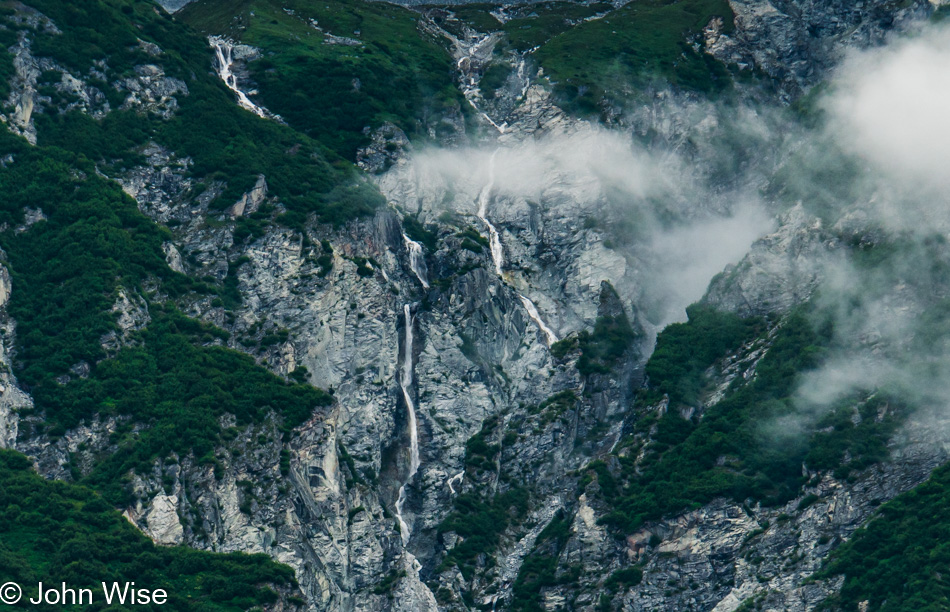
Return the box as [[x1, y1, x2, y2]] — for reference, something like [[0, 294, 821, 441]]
[[395, 304, 420, 546], [476, 149, 506, 277], [209, 36, 276, 120], [403, 234, 429, 289], [475, 143, 559, 347], [519, 295, 558, 346], [446, 471, 464, 495], [390, 304, 439, 607], [456, 33, 510, 134], [455, 30, 559, 350], [516, 57, 530, 99]]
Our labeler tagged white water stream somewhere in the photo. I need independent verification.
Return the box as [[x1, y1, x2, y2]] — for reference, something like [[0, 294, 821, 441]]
[[446, 471, 464, 495], [395, 304, 420, 546], [476, 149, 506, 276], [519, 295, 558, 346], [455, 38, 559, 347], [475, 149, 558, 346], [403, 234, 430, 289], [392, 308, 438, 607], [210, 36, 276, 120]]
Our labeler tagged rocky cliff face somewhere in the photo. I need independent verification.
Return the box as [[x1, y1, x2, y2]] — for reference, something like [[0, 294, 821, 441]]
[[708, 0, 934, 101], [1, 1, 945, 611]]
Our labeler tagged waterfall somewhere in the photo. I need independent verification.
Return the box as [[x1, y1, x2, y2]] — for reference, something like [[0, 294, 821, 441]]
[[446, 471, 464, 494], [403, 233, 429, 289], [395, 304, 420, 546], [519, 294, 558, 346], [456, 32, 509, 134], [476, 149, 505, 276], [516, 56, 530, 99], [481, 112, 508, 134], [392, 305, 439, 606], [457, 40, 559, 351], [209, 36, 276, 120], [475, 151, 559, 347]]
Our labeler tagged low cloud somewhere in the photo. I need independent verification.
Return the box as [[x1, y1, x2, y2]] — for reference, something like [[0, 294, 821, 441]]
[[395, 125, 774, 328], [826, 25, 950, 227], [643, 200, 773, 326]]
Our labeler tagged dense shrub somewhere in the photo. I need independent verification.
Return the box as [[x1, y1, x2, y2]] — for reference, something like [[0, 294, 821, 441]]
[[819, 461, 950, 611], [21, 0, 381, 225], [179, 0, 464, 160], [596, 310, 839, 532], [645, 304, 764, 406], [534, 0, 735, 113], [510, 510, 576, 611], [31, 307, 332, 503]]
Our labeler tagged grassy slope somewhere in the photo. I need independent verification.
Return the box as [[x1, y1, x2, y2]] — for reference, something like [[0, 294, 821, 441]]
[[443, 0, 735, 115], [179, 0, 464, 160], [500, 2, 614, 52], [0, 450, 299, 611], [534, 0, 735, 112], [20, 0, 380, 224]]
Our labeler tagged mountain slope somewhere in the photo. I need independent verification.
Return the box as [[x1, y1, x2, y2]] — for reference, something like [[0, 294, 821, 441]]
[[178, 0, 466, 160], [0, 1, 947, 611], [0, 449, 300, 611]]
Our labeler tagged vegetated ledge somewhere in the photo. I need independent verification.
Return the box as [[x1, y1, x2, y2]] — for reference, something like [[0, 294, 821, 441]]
[[0, 449, 304, 611]]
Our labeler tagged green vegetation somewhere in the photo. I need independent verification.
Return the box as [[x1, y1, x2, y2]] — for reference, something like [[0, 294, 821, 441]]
[[526, 390, 577, 428], [438, 487, 529, 579], [551, 285, 637, 375], [591, 302, 906, 534], [438, 416, 530, 579], [19, 0, 380, 225], [501, 2, 613, 52], [437, 0, 733, 115], [818, 461, 950, 611], [552, 310, 637, 376], [463, 415, 501, 471], [575, 311, 637, 375], [605, 566, 643, 591], [805, 396, 899, 481], [372, 569, 406, 596], [0, 450, 298, 611], [0, 17, 19, 101], [445, 4, 504, 34], [510, 510, 577, 611], [30, 307, 331, 504], [0, 5, 336, 506], [179, 0, 464, 159], [402, 215, 439, 251], [0, 129, 192, 387], [645, 304, 764, 406], [593, 310, 848, 532], [479, 61, 511, 99], [534, 0, 734, 113], [455, 227, 489, 254]]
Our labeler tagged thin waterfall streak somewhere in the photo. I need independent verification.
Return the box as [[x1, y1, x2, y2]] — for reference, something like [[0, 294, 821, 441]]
[[395, 304, 420, 546], [209, 36, 277, 120], [519, 294, 558, 346], [403, 233, 429, 289], [447, 471, 464, 495], [476, 149, 505, 276]]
